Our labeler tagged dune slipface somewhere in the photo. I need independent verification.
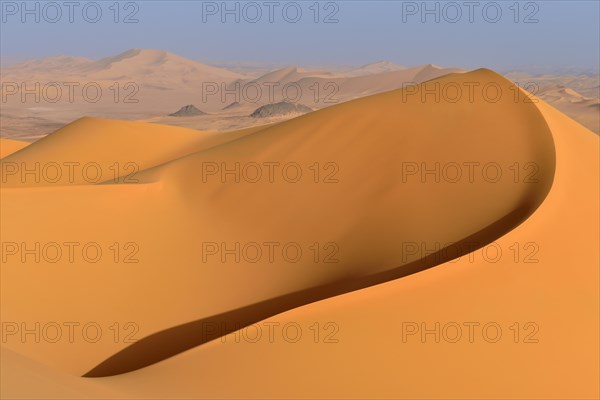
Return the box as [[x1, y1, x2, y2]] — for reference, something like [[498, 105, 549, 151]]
[[0, 69, 555, 377], [95, 96, 595, 400]]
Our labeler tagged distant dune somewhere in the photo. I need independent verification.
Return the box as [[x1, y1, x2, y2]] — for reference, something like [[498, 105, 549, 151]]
[[2, 48, 245, 83], [339, 60, 406, 77], [1, 50, 598, 136], [535, 85, 600, 133], [0, 50, 469, 137]]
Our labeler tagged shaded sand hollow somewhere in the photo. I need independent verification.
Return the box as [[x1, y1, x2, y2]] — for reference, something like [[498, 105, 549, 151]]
[[1, 69, 598, 398]]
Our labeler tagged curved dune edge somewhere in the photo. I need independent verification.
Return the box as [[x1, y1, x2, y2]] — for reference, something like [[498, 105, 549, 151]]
[[1, 69, 558, 380], [90, 97, 596, 399], [83, 205, 548, 377], [83, 69, 557, 377]]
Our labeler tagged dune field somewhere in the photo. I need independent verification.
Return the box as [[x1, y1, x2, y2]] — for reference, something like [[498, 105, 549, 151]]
[[1, 68, 598, 398], [2, 49, 598, 139]]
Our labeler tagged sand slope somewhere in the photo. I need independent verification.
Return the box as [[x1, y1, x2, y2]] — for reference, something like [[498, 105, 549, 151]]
[[1, 69, 597, 398], [113, 96, 592, 400], [0, 138, 30, 158], [0, 118, 267, 187]]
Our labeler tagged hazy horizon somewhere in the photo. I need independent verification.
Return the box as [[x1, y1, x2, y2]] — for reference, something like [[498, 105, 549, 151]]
[[1, 1, 599, 74], [2, 46, 599, 76]]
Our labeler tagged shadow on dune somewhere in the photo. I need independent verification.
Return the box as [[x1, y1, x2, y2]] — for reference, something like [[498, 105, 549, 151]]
[[84, 189, 553, 377], [83, 70, 558, 377]]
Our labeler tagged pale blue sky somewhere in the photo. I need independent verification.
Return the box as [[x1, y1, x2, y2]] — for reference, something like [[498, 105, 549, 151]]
[[1, 0, 599, 73]]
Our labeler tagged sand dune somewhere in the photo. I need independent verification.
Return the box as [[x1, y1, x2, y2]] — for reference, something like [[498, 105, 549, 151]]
[[0, 347, 119, 399], [1, 68, 597, 398], [231, 64, 465, 106], [246, 66, 334, 85], [503, 71, 600, 133], [504, 71, 599, 98], [118, 90, 593, 400], [97, 98, 597, 398], [0, 51, 465, 138], [0, 49, 251, 138], [2, 69, 554, 373], [339, 61, 406, 77], [0, 138, 29, 158], [532, 85, 599, 133], [1, 55, 94, 77], [2, 51, 598, 138], [0, 117, 274, 187], [3, 49, 245, 84]]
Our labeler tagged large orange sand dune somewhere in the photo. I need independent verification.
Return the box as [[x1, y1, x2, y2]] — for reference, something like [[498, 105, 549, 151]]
[[1, 69, 598, 399]]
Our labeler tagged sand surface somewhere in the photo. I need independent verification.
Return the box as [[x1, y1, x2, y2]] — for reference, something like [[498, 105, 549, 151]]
[[1, 69, 598, 399]]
